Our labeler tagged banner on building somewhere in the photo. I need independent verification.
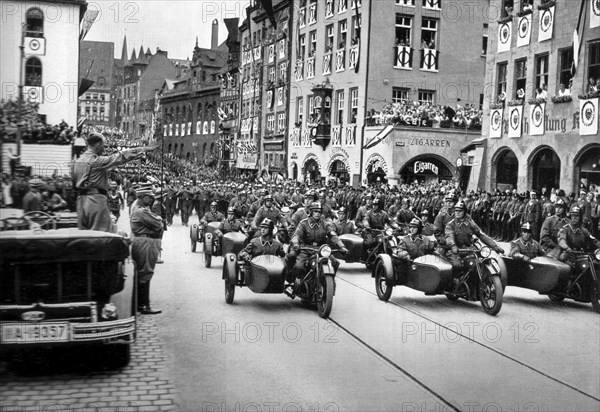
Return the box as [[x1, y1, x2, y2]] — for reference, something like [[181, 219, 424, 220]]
[[538, 6, 555, 42], [529, 102, 545, 136], [497, 22, 512, 53], [517, 14, 532, 47], [508, 105, 523, 138], [579, 98, 599, 136], [592, 0, 600, 28], [489, 108, 503, 138]]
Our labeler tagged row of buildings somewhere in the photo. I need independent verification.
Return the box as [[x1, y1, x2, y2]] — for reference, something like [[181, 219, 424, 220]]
[[1, 0, 599, 193]]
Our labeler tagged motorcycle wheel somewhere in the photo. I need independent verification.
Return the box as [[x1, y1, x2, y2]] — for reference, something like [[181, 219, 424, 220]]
[[479, 275, 503, 316], [205, 253, 212, 268], [591, 279, 600, 314], [374, 260, 393, 301], [548, 293, 565, 302], [317, 276, 334, 319]]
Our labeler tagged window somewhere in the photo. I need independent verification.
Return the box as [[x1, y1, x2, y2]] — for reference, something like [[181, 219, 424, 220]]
[[277, 113, 286, 132], [520, 0, 533, 12], [482, 24, 489, 55], [309, 30, 317, 56], [267, 114, 275, 132], [422, 0, 441, 10], [350, 88, 358, 123], [396, 0, 415, 5], [100, 107, 105, 120], [336, 90, 345, 124], [418, 90, 434, 104], [299, 4, 306, 27], [299, 34, 306, 59], [514, 58, 527, 98], [589, 41, 600, 84], [558, 47, 573, 90], [534, 53, 549, 92], [338, 20, 348, 48], [326, 0, 335, 17], [421, 18, 437, 49], [308, 0, 317, 24], [395, 15, 412, 46], [25, 8, 44, 37], [339, 0, 347, 13], [297, 97, 304, 124], [25, 57, 42, 86], [325, 25, 335, 52], [308, 95, 315, 121], [501, 0, 514, 18], [269, 66, 276, 83], [392, 88, 409, 103], [279, 62, 287, 82], [497, 62, 508, 98], [351, 14, 361, 46]]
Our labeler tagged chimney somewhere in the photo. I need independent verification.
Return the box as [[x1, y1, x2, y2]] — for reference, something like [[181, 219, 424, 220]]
[[211, 19, 218, 49]]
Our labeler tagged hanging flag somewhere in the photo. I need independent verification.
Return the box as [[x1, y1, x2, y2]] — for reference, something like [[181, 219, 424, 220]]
[[579, 97, 599, 136], [592, 0, 600, 28], [79, 9, 99, 41], [529, 102, 545, 136], [508, 105, 523, 138], [489, 108, 504, 138], [362, 125, 393, 150], [538, 6, 555, 42], [572, 0, 588, 75], [353, 3, 360, 73], [497, 22, 512, 53], [517, 14, 532, 47]]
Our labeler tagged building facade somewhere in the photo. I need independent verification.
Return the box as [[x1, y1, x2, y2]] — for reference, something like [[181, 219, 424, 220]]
[[471, 0, 600, 193], [288, 0, 488, 186], [1, 0, 87, 126], [79, 40, 115, 130]]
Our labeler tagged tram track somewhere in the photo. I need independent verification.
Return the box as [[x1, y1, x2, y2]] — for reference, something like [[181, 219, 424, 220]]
[[332, 274, 600, 404]]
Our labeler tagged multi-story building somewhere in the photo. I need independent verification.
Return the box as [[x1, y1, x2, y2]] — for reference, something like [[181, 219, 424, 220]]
[[1, 0, 87, 126], [79, 41, 115, 130], [288, 0, 488, 186], [159, 20, 229, 163], [470, 0, 600, 193]]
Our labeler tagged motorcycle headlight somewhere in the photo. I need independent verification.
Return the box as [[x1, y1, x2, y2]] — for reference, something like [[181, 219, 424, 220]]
[[320, 245, 332, 258], [594, 249, 600, 261], [385, 227, 393, 237], [480, 246, 492, 258]]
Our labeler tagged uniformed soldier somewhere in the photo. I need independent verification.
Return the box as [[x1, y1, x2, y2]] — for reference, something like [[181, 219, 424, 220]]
[[291, 192, 315, 229], [238, 218, 286, 262], [216, 207, 244, 238], [332, 206, 357, 235], [445, 201, 505, 273], [396, 218, 436, 260], [509, 222, 545, 262], [355, 193, 373, 229], [232, 191, 251, 220], [42, 183, 68, 213], [252, 194, 288, 234], [201, 201, 225, 226], [522, 191, 543, 241], [22, 178, 44, 212], [420, 209, 435, 236], [554, 206, 600, 268], [107, 181, 124, 222], [177, 183, 195, 226], [540, 199, 570, 254], [433, 194, 456, 247], [363, 197, 393, 230]]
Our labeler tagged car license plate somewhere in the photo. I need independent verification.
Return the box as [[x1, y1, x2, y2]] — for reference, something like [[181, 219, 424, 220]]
[[1, 322, 70, 343]]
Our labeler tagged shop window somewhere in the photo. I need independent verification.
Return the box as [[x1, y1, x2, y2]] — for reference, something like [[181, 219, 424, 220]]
[[25, 57, 42, 86], [395, 15, 412, 47], [336, 90, 345, 125], [421, 18, 437, 49], [514, 58, 527, 99], [392, 87, 409, 103], [25, 8, 44, 37], [558, 47, 573, 91]]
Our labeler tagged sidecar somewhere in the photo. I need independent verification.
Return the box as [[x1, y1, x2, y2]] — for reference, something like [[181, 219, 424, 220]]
[[203, 222, 247, 268], [223, 253, 287, 303], [333, 234, 364, 263], [373, 253, 454, 301], [502, 256, 573, 294]]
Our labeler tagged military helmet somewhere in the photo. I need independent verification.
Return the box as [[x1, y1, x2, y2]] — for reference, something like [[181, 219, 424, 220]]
[[373, 197, 384, 206], [338, 206, 347, 214], [569, 205, 582, 216], [454, 201, 467, 211], [408, 217, 423, 229], [210, 201, 217, 207], [555, 199, 566, 208], [264, 194, 273, 201], [227, 206, 235, 214], [260, 218, 274, 231], [309, 201, 323, 212]]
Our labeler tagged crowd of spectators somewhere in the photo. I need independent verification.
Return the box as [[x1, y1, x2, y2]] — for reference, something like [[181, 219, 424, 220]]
[[1, 99, 76, 144], [366, 100, 483, 130]]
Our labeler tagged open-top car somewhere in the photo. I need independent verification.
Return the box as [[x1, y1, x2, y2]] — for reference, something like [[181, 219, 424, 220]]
[[0, 228, 135, 368]]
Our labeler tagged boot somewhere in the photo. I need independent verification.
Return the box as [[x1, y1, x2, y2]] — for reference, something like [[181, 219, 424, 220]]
[[139, 282, 161, 315]]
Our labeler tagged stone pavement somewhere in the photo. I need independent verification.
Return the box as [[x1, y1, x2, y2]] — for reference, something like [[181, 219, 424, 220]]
[[0, 315, 181, 412]]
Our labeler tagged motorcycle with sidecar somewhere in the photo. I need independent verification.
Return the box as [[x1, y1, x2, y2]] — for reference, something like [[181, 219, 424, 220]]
[[373, 243, 507, 315], [223, 245, 338, 318], [190, 221, 247, 268], [502, 250, 600, 313], [334, 228, 397, 269]]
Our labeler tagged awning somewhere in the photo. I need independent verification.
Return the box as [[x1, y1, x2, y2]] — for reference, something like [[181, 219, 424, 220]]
[[461, 137, 486, 153], [362, 125, 393, 150]]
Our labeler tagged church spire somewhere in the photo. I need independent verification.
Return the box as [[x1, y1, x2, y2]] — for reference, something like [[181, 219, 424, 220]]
[[120, 35, 128, 65]]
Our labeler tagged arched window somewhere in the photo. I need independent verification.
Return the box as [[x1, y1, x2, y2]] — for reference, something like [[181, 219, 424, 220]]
[[210, 142, 215, 154], [26, 8, 44, 38], [202, 142, 207, 158], [25, 57, 42, 86]]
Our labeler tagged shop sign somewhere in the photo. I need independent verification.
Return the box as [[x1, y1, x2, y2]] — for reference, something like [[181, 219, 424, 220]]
[[409, 138, 450, 147], [413, 161, 439, 175]]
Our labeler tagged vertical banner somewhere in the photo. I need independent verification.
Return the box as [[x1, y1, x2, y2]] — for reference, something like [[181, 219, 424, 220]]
[[529, 102, 545, 136], [490, 108, 504, 138], [508, 105, 523, 138], [497, 22, 512, 53], [517, 14, 532, 47], [579, 98, 599, 136], [538, 6, 555, 42], [592, 0, 600, 28]]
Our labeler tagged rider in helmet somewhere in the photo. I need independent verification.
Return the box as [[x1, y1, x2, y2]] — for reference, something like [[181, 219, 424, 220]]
[[200, 201, 225, 226], [333, 206, 357, 235], [238, 218, 285, 263], [396, 218, 436, 261], [252, 194, 288, 236], [216, 206, 244, 238], [555, 206, 600, 268], [291, 191, 316, 229], [434, 194, 457, 247], [355, 193, 374, 230], [509, 222, 545, 262], [445, 200, 505, 273], [540, 198, 570, 254], [420, 209, 435, 236], [288, 202, 348, 281]]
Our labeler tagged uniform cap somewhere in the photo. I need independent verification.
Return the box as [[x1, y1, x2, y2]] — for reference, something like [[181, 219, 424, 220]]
[[210, 201, 217, 207], [260, 218, 274, 230], [136, 182, 154, 197], [454, 201, 467, 211], [569, 205, 581, 215], [409, 217, 423, 228], [521, 222, 532, 231], [420, 209, 429, 215], [29, 178, 44, 188], [227, 206, 235, 213], [338, 206, 347, 214], [309, 201, 323, 212], [555, 199, 566, 207]]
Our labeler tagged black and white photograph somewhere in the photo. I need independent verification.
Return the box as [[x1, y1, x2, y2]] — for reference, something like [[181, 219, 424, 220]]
[[1, 0, 600, 411]]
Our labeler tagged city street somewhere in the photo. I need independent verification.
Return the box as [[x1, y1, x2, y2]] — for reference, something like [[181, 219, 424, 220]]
[[1, 210, 600, 412]]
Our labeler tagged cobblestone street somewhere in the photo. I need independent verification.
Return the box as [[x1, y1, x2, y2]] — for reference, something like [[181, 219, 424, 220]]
[[0, 316, 180, 412]]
